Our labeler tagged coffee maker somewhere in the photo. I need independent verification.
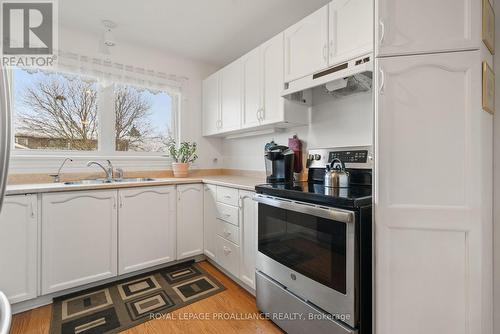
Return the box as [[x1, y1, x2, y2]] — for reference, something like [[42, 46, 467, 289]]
[[264, 143, 295, 183]]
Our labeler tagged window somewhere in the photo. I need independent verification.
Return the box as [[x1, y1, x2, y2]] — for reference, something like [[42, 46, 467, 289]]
[[13, 69, 99, 151], [11, 68, 177, 156], [114, 84, 174, 152]]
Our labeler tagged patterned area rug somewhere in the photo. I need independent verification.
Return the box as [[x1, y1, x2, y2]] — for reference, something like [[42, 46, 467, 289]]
[[49, 261, 225, 334]]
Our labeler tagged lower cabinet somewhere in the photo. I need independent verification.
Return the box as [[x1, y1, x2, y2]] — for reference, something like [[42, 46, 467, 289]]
[[215, 235, 240, 277], [0, 194, 38, 303], [239, 190, 257, 289], [203, 185, 217, 260], [118, 186, 176, 275], [177, 184, 204, 259], [205, 185, 257, 290], [41, 190, 118, 294]]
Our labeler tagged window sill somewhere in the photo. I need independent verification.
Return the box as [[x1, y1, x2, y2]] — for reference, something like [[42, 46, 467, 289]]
[[9, 153, 173, 174]]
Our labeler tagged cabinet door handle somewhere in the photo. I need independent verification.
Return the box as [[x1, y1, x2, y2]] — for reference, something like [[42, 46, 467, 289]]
[[379, 68, 385, 95], [329, 40, 334, 58], [119, 194, 123, 208], [322, 44, 328, 63], [29, 199, 35, 218], [379, 19, 385, 45]]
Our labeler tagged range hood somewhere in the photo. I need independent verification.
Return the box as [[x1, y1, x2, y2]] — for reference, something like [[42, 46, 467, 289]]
[[282, 54, 373, 101]]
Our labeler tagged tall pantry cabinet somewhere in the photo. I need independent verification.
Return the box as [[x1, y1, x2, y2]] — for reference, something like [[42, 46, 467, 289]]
[[374, 1, 493, 334]]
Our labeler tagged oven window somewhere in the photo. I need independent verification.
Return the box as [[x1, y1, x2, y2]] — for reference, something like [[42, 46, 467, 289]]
[[258, 203, 347, 294]]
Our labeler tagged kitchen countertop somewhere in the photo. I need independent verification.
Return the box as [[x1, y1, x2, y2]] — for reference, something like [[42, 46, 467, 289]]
[[5, 175, 266, 195]]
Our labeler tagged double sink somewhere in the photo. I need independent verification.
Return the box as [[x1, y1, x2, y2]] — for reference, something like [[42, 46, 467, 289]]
[[63, 178, 156, 185]]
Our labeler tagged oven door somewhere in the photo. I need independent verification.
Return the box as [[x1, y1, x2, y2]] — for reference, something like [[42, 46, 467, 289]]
[[254, 194, 357, 328]]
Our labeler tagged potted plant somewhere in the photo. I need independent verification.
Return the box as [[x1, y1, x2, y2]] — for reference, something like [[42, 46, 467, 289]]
[[166, 138, 198, 177]]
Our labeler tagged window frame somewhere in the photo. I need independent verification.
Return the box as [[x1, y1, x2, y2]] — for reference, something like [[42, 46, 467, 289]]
[[8, 68, 180, 173]]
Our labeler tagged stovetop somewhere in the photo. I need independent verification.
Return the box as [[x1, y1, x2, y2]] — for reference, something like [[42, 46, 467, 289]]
[[255, 181, 372, 209]]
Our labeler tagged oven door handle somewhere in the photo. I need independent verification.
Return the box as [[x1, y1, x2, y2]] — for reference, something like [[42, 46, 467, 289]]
[[253, 194, 354, 224]]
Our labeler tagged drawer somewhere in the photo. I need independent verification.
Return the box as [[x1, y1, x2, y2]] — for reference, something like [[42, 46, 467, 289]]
[[216, 186, 239, 206], [215, 219, 239, 245], [216, 202, 239, 226], [216, 236, 240, 278]]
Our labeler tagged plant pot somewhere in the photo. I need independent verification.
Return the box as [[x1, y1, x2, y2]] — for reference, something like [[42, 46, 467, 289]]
[[172, 162, 190, 178]]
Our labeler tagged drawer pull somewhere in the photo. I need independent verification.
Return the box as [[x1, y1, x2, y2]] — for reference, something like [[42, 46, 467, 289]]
[[224, 230, 231, 237], [223, 213, 231, 218], [224, 195, 232, 199], [223, 246, 232, 255]]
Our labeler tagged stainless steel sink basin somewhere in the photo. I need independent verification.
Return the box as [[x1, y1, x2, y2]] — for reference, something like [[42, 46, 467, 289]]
[[63, 177, 156, 185], [113, 178, 156, 182], [63, 179, 112, 185]]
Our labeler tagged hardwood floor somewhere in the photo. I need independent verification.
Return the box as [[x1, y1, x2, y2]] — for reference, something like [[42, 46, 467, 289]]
[[10, 261, 283, 334]]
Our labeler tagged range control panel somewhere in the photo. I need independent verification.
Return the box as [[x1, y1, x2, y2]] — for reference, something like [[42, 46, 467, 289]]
[[329, 150, 368, 164], [307, 146, 373, 169]]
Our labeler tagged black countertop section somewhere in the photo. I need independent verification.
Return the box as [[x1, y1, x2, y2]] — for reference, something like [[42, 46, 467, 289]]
[[255, 181, 372, 209]]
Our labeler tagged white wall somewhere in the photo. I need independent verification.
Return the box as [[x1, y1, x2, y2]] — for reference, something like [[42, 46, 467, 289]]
[[10, 25, 224, 172], [494, 0, 500, 331], [222, 89, 373, 171]]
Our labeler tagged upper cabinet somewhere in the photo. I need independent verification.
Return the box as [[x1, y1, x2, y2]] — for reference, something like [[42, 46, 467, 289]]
[[261, 33, 286, 125], [330, 0, 373, 65], [242, 47, 262, 128], [202, 72, 220, 136], [376, 0, 481, 57], [284, 5, 329, 82], [220, 58, 243, 132]]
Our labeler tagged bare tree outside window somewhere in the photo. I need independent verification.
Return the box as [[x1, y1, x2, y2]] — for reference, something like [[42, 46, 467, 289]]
[[13, 69, 174, 153], [114, 84, 173, 152], [15, 71, 99, 150]]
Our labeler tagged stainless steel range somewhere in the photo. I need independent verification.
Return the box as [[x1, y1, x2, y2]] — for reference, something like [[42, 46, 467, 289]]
[[254, 146, 373, 334]]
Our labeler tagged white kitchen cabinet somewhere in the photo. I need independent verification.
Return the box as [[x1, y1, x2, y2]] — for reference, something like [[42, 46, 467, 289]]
[[118, 186, 176, 275], [0, 195, 37, 304], [329, 0, 373, 66], [216, 235, 240, 278], [177, 184, 204, 259], [202, 72, 220, 136], [220, 58, 242, 132], [242, 47, 262, 128], [284, 5, 329, 82], [239, 190, 257, 289], [375, 51, 492, 334], [41, 190, 118, 294], [203, 185, 217, 260], [375, 0, 481, 57], [261, 33, 286, 125]]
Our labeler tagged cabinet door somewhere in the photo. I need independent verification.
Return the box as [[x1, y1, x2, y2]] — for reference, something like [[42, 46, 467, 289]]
[[284, 5, 329, 82], [375, 51, 490, 334], [261, 33, 285, 125], [0, 195, 37, 303], [177, 184, 204, 259], [41, 190, 118, 294], [329, 0, 373, 65], [239, 190, 257, 289], [220, 59, 242, 132], [376, 0, 480, 57], [242, 47, 262, 128], [118, 186, 176, 275], [202, 72, 220, 136], [203, 185, 217, 260]]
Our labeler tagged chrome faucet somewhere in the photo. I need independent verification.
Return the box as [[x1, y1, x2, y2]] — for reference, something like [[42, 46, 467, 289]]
[[87, 160, 114, 182], [49, 158, 73, 183]]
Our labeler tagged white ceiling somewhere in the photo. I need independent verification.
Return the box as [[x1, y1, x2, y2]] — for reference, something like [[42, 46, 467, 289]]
[[59, 0, 330, 67]]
